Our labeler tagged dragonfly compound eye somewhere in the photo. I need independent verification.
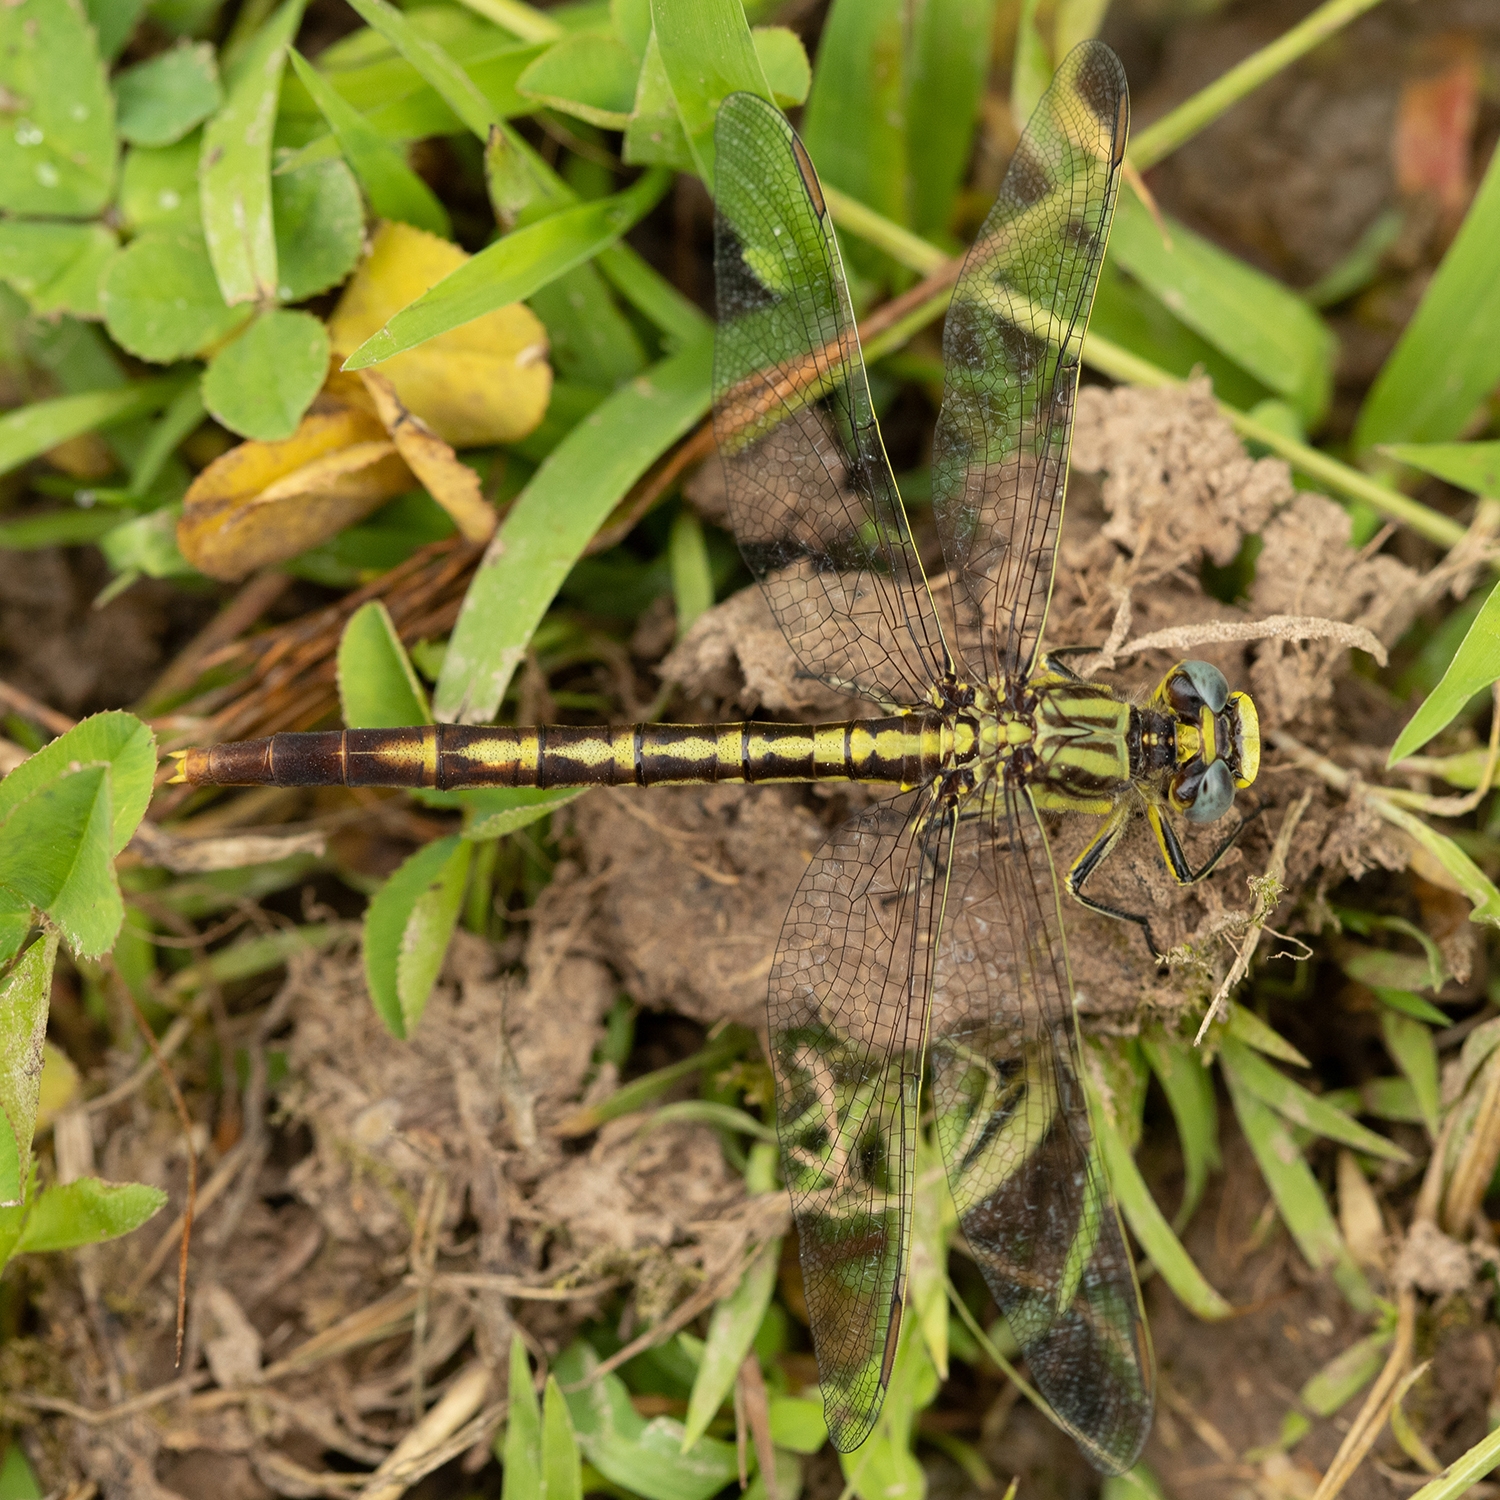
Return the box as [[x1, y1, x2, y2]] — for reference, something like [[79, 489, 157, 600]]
[[1173, 758, 1235, 823], [1163, 659, 1230, 717], [1227, 689, 1260, 788]]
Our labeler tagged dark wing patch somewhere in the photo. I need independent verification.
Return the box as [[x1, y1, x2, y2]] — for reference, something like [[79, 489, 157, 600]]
[[929, 40, 1128, 682]]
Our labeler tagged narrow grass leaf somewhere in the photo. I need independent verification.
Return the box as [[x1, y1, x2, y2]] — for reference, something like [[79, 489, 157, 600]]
[[200, 0, 305, 305], [1108, 193, 1335, 426], [1222, 1059, 1373, 1311], [1379, 1009, 1440, 1137], [669, 508, 714, 638], [394, 837, 471, 1036], [0, 0, 116, 217], [0, 931, 58, 1207], [1141, 1035, 1220, 1228], [542, 1376, 584, 1500], [1373, 988, 1449, 1026], [637, 1101, 776, 1141], [596, 245, 711, 347], [1219, 1037, 1408, 1163], [553, 1027, 751, 1137], [1389, 581, 1500, 763], [681, 1239, 780, 1449], [1092, 1078, 1232, 1319], [458, 788, 580, 841], [907, 0, 999, 238], [0, 1439, 43, 1497], [501, 1333, 542, 1499], [801, 0, 909, 258], [0, 221, 117, 320], [0, 768, 121, 960], [435, 331, 712, 723], [554, 1339, 740, 1500], [768, 1396, 826, 1453], [1298, 1328, 1391, 1415], [1223, 1002, 1310, 1066], [115, 41, 222, 147], [0, 711, 156, 855], [0, 378, 185, 479], [1405, 1423, 1500, 1500], [344, 169, 669, 369], [1354, 138, 1500, 451], [650, 0, 772, 185], [344, 0, 497, 140], [163, 925, 354, 996], [363, 835, 465, 1037], [1380, 441, 1500, 497], [287, 48, 450, 236], [16, 1177, 166, 1253], [1372, 797, 1500, 927], [338, 601, 432, 729], [129, 375, 206, 499], [203, 309, 329, 441]]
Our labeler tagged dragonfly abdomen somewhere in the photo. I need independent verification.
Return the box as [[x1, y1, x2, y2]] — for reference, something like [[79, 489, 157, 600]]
[[176, 714, 952, 790]]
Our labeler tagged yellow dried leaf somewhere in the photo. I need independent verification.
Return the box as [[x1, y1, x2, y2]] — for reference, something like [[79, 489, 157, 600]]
[[328, 220, 552, 448], [359, 368, 496, 544], [178, 408, 414, 580]]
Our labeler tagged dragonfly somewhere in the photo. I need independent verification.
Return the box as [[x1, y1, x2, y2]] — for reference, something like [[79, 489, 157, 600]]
[[177, 40, 1260, 1474]]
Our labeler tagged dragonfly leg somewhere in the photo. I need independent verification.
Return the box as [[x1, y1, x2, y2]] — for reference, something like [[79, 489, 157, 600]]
[[1065, 800, 1165, 960], [1039, 647, 1101, 680], [1145, 800, 1256, 886]]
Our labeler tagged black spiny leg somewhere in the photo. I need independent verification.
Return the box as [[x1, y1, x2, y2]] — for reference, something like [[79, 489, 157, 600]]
[[1065, 800, 1166, 960], [1144, 802, 1256, 886]]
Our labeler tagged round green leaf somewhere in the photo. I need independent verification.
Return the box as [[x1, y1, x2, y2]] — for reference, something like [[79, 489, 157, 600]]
[[202, 308, 329, 440], [16, 1176, 167, 1253], [0, 221, 117, 319], [272, 156, 364, 303], [119, 134, 202, 232], [0, 0, 116, 216], [100, 228, 248, 362], [114, 40, 222, 148]]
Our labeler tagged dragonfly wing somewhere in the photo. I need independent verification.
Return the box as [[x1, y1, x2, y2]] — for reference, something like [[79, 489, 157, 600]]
[[770, 791, 953, 1450], [930, 41, 1128, 680], [713, 93, 950, 707], [931, 783, 1152, 1475]]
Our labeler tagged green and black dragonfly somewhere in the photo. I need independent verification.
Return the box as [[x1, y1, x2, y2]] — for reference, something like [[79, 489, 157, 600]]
[[180, 41, 1259, 1473]]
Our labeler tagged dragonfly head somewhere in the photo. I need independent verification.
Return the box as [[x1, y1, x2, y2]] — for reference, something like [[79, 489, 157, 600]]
[[1157, 660, 1261, 823]]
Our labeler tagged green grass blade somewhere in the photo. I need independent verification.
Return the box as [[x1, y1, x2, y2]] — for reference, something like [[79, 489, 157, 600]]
[[344, 168, 669, 368], [1128, 0, 1386, 171], [1388, 583, 1500, 763], [344, 0, 499, 140], [1354, 137, 1500, 452], [199, 0, 305, 305], [1405, 1424, 1500, 1500], [0, 377, 188, 479], [1381, 440, 1500, 497], [1298, 1328, 1391, 1415], [668, 508, 714, 638], [680, 1239, 780, 1450], [1219, 1037, 1408, 1163], [800, 0, 910, 260], [1370, 797, 1500, 926], [542, 1375, 585, 1500], [1141, 1035, 1220, 1228], [650, 0, 772, 186], [338, 601, 433, 729], [434, 330, 712, 723], [1221, 1059, 1373, 1311], [907, 0, 999, 238], [1108, 194, 1335, 427], [1223, 1002, 1310, 1067], [502, 1333, 542, 1499], [1378, 1009, 1440, 1137], [1094, 1094, 1233, 1320], [287, 48, 451, 237]]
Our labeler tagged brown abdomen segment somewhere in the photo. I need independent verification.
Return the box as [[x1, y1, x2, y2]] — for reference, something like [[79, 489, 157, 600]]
[[176, 717, 947, 791]]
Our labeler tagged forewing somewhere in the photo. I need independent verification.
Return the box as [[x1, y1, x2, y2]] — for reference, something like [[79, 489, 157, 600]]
[[769, 791, 953, 1451], [930, 41, 1127, 680], [713, 93, 949, 708], [930, 784, 1153, 1474]]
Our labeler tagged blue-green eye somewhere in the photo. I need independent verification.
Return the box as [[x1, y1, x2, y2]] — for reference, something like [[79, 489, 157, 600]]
[[1179, 759, 1235, 823], [1165, 660, 1229, 717]]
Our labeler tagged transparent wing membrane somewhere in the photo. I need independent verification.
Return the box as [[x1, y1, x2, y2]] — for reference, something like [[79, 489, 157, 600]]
[[712, 93, 950, 707], [769, 794, 953, 1450], [931, 787, 1152, 1474], [931, 42, 1128, 680]]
